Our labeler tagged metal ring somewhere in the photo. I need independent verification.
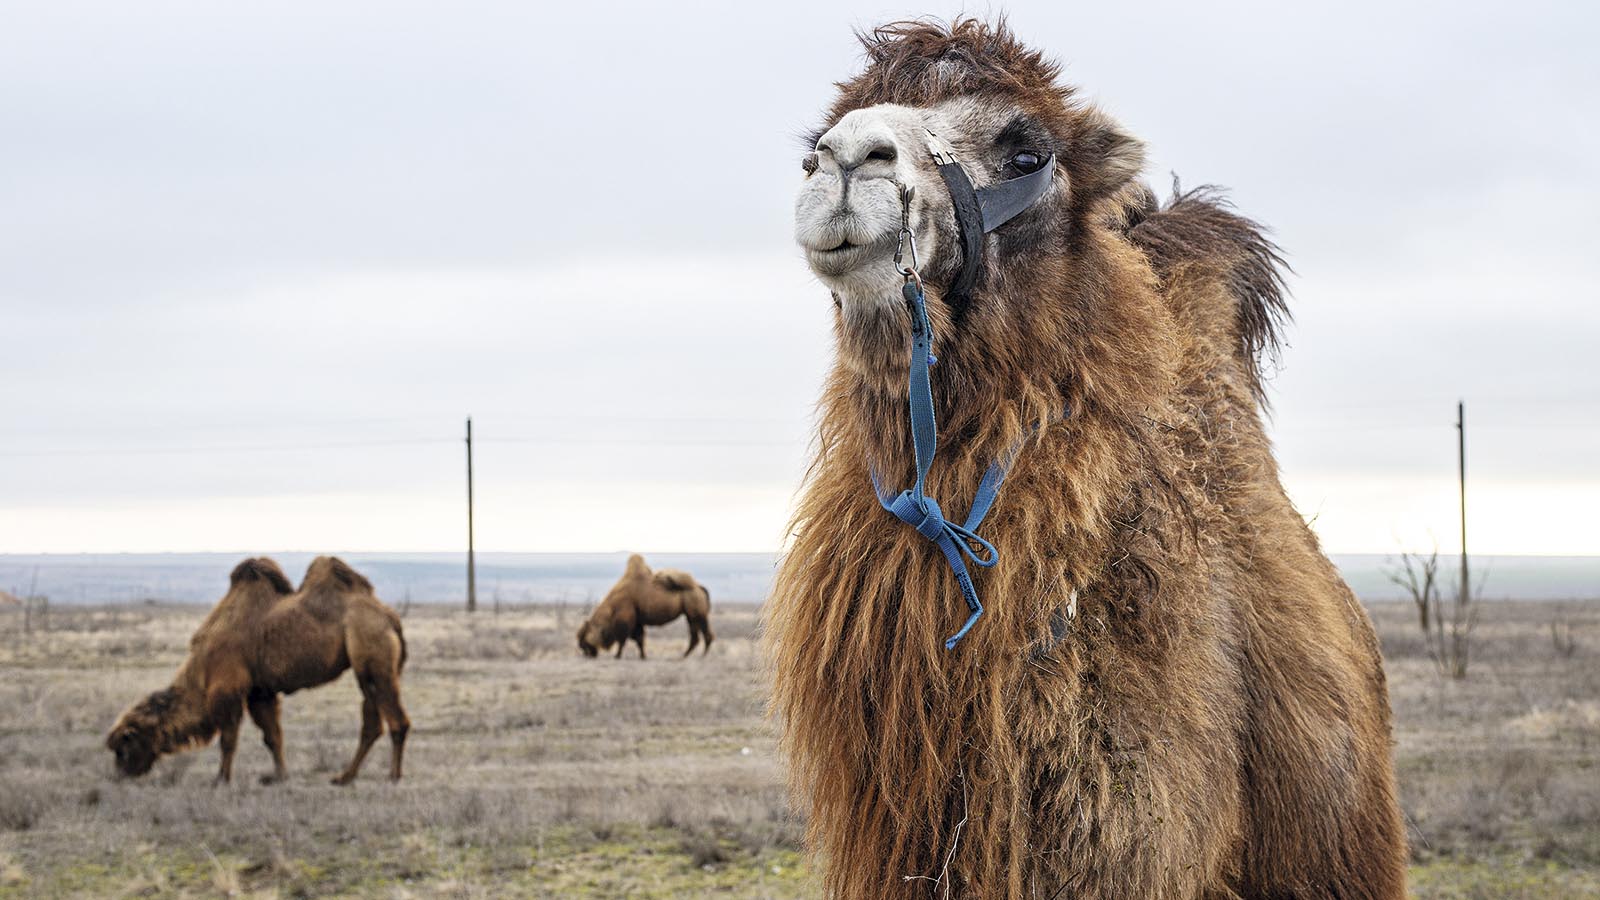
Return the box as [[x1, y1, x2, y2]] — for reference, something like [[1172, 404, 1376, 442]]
[[902, 265, 923, 292]]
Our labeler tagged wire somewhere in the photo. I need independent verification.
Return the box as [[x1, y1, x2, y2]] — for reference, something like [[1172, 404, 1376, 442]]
[[0, 437, 456, 459]]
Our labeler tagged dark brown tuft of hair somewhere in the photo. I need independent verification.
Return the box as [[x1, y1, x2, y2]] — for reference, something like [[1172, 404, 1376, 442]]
[[1129, 181, 1292, 403], [832, 17, 1068, 117]]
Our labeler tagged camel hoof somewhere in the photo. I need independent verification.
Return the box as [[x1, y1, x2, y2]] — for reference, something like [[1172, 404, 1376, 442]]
[[331, 775, 353, 786], [259, 773, 284, 786]]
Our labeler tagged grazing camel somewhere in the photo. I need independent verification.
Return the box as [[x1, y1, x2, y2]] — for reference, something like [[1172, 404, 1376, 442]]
[[577, 554, 714, 659], [106, 556, 410, 785], [765, 18, 1407, 899]]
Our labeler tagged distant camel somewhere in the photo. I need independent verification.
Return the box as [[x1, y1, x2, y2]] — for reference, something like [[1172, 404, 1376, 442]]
[[106, 556, 410, 785], [578, 554, 713, 659]]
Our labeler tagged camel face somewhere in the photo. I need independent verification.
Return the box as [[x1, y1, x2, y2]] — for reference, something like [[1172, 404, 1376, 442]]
[[107, 726, 157, 777], [105, 692, 170, 777], [795, 98, 1059, 321], [576, 623, 603, 657]]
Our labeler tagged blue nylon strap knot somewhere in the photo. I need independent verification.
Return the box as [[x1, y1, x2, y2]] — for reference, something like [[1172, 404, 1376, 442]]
[[882, 491, 1000, 564], [871, 280, 1018, 650]]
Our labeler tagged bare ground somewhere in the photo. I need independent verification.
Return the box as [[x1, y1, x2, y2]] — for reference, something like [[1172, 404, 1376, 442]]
[[0, 597, 1596, 898]]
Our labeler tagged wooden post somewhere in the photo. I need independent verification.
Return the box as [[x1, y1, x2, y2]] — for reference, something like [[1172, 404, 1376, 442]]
[[1456, 401, 1468, 613], [466, 417, 477, 613]]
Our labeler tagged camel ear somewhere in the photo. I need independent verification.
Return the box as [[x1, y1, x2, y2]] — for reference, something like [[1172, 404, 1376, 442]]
[[1069, 106, 1145, 203]]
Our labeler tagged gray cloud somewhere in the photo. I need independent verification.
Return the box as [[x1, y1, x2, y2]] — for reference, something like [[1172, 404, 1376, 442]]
[[2, 0, 1595, 553]]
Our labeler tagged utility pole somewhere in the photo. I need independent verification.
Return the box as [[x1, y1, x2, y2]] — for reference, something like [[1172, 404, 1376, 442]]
[[1456, 401, 1469, 612], [466, 416, 477, 613]]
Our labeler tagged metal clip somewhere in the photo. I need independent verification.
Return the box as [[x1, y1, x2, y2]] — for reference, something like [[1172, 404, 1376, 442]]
[[894, 183, 921, 289]]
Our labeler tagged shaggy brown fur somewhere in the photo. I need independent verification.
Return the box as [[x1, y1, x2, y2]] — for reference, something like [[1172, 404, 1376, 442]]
[[765, 19, 1406, 899], [578, 554, 714, 659], [106, 556, 410, 785]]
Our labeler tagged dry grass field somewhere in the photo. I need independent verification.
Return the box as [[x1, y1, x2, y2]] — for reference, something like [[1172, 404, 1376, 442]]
[[1, 597, 1597, 898]]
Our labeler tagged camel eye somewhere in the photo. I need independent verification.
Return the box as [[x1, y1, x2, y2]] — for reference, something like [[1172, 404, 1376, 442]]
[[1007, 151, 1045, 176]]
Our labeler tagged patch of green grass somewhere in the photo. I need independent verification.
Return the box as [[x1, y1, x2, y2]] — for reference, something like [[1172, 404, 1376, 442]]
[[0, 826, 816, 899], [1410, 857, 1600, 899]]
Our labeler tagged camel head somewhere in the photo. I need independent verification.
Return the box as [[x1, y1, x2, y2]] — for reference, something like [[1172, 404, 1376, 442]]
[[105, 688, 183, 777], [795, 19, 1146, 384], [577, 621, 604, 657]]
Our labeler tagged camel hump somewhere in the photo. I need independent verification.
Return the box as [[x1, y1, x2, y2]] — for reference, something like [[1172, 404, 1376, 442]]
[[229, 557, 294, 595], [653, 569, 696, 592], [1128, 181, 1290, 403], [624, 554, 652, 578], [301, 556, 374, 594]]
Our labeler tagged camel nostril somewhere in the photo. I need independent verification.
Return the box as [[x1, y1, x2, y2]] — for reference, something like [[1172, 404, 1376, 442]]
[[814, 132, 898, 172]]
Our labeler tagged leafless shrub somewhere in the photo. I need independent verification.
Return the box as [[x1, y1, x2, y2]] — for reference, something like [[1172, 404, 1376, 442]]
[[0, 779, 47, 831], [158, 754, 194, 787], [1552, 614, 1579, 658], [1386, 547, 1477, 678], [680, 829, 734, 869], [308, 739, 340, 775], [21, 596, 49, 637], [1387, 548, 1439, 634]]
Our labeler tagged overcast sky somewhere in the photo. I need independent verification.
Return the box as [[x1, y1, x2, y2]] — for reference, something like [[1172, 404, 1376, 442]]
[[2, 1, 1596, 556]]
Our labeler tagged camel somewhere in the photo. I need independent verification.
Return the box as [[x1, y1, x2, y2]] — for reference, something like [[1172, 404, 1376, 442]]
[[106, 556, 410, 786], [765, 19, 1407, 899], [577, 554, 714, 659]]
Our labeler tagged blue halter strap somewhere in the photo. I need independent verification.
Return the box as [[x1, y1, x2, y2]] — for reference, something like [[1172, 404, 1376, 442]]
[[873, 279, 1017, 650], [868, 137, 1059, 650]]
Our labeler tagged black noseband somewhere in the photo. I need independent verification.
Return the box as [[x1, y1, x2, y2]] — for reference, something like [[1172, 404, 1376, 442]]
[[926, 131, 1056, 312]]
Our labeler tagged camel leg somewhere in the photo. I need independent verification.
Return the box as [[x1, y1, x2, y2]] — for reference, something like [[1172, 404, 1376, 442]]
[[370, 677, 411, 782], [332, 683, 382, 786], [213, 697, 243, 786], [698, 616, 714, 656], [633, 625, 647, 659], [247, 690, 287, 785], [683, 617, 700, 657]]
